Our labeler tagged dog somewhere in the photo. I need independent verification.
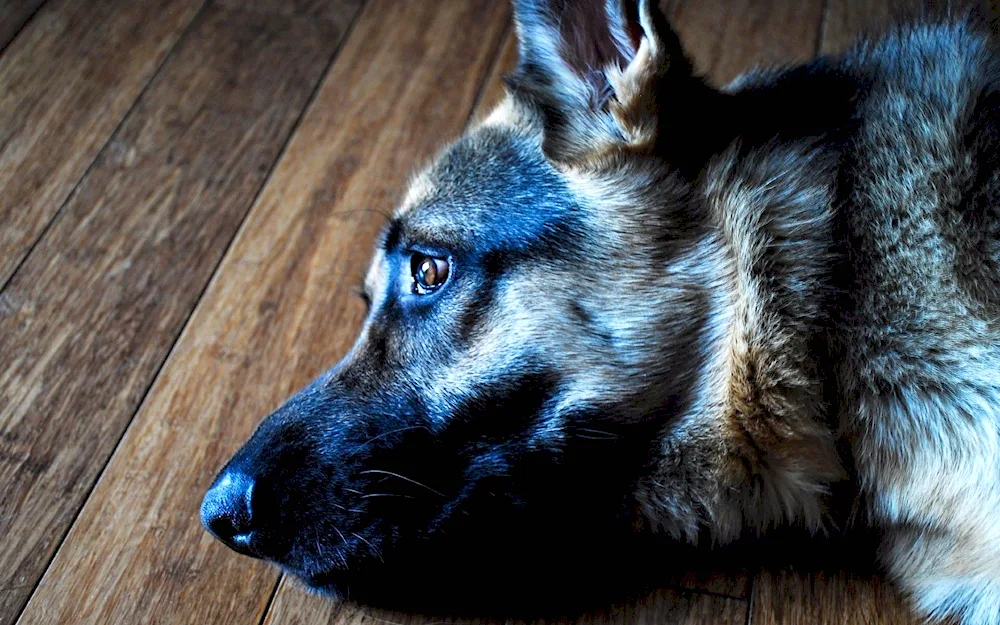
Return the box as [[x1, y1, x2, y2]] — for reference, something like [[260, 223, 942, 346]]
[[201, 1, 1000, 622]]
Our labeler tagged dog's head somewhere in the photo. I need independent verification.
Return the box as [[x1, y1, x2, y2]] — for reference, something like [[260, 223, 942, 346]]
[[202, 0, 723, 607]]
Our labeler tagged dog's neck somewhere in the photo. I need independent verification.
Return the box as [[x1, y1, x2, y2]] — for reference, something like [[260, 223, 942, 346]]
[[635, 141, 848, 544]]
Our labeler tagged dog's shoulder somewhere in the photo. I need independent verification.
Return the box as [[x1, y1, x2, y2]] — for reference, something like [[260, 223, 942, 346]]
[[676, 10, 1000, 544]]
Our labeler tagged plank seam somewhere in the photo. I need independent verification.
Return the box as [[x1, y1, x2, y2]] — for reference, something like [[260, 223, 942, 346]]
[[0, 0, 48, 58], [465, 19, 514, 127], [744, 569, 757, 625], [7, 1, 369, 621], [668, 584, 749, 603], [815, 0, 831, 57], [8, 2, 215, 620], [0, 0, 211, 296], [255, 575, 284, 625]]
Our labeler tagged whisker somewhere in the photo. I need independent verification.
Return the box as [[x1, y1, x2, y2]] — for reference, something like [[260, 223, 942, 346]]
[[574, 428, 618, 439], [343, 488, 363, 495], [315, 527, 324, 560], [360, 493, 415, 499], [332, 525, 348, 546], [351, 532, 384, 563], [346, 425, 430, 458], [359, 469, 445, 497]]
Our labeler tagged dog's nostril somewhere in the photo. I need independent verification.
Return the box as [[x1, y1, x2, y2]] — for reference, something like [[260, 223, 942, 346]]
[[200, 471, 259, 557]]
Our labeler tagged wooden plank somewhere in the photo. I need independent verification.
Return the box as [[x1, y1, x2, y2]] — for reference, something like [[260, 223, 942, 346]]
[[0, 0, 45, 52], [471, 30, 518, 122], [820, 1, 896, 53], [672, 0, 826, 86], [263, 580, 748, 625], [216, 0, 358, 20], [0, 3, 360, 623], [12, 1, 509, 624], [751, 570, 919, 625], [668, 0, 729, 81], [0, 0, 207, 288]]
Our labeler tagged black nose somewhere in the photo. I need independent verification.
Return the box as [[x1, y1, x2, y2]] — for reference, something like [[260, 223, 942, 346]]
[[201, 471, 260, 557]]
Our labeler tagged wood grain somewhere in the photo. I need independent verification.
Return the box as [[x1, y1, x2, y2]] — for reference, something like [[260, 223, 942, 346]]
[[0, 0, 45, 51], [215, 0, 359, 20], [471, 30, 518, 122], [672, 0, 825, 86], [669, 0, 730, 81], [263, 580, 749, 625], [0, 0, 206, 288], [0, 3, 359, 624], [751, 570, 920, 625], [12, 1, 509, 624], [821, 1, 898, 53]]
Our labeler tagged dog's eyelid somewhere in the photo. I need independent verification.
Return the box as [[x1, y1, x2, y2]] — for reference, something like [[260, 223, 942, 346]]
[[403, 243, 452, 257]]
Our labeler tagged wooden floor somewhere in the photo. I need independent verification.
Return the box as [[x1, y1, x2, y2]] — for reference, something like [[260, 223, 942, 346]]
[[0, 1, 938, 624]]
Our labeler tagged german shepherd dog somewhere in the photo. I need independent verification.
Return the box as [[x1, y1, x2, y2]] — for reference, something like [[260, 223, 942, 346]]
[[202, 1, 1000, 622]]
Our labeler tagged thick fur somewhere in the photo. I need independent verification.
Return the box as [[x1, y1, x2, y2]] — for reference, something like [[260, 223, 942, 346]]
[[203, 2, 1000, 623]]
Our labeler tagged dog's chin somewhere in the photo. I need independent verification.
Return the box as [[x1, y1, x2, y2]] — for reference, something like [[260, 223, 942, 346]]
[[292, 561, 629, 618], [277, 528, 672, 619], [280, 547, 384, 596], [296, 568, 355, 598], [290, 560, 488, 613]]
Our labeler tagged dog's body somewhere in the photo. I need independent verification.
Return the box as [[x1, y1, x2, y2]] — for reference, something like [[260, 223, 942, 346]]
[[202, 2, 1000, 623]]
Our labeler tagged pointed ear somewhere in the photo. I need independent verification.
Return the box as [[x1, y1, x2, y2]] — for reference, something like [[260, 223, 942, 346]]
[[509, 0, 694, 163]]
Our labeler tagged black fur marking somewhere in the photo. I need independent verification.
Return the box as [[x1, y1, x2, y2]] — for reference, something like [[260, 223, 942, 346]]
[[456, 269, 498, 345], [382, 218, 403, 252]]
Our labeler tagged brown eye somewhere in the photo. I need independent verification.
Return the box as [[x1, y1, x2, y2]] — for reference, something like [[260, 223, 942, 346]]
[[411, 254, 450, 294]]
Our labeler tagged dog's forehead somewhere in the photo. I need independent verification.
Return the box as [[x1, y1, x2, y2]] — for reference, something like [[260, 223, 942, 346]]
[[394, 127, 578, 249]]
